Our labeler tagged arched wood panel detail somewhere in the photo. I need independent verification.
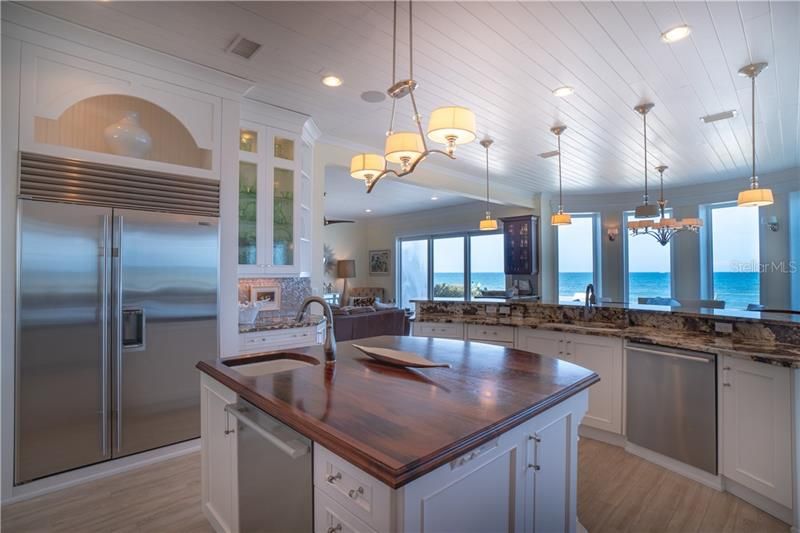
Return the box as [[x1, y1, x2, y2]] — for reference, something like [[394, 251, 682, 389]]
[[34, 94, 212, 170]]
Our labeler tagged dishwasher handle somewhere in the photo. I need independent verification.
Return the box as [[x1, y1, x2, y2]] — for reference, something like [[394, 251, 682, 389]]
[[627, 343, 714, 364], [225, 404, 309, 459]]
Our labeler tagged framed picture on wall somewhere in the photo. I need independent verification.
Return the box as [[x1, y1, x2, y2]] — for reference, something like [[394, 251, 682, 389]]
[[369, 249, 391, 276], [250, 286, 281, 310]]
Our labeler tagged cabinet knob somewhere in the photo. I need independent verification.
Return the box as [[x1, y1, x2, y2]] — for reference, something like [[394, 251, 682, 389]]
[[326, 472, 342, 484], [348, 486, 364, 499], [528, 464, 541, 471], [327, 525, 342, 533], [529, 435, 541, 443], [723, 383, 731, 387]]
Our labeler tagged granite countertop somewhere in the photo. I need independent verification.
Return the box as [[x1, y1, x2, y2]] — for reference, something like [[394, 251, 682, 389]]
[[197, 336, 598, 488], [239, 314, 325, 334], [416, 314, 800, 368]]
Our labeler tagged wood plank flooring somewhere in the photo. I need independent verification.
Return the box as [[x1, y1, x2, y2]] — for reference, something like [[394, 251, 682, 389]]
[[2, 438, 791, 532]]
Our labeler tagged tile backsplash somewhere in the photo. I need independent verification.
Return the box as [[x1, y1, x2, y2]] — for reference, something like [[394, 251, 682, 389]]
[[238, 277, 311, 318]]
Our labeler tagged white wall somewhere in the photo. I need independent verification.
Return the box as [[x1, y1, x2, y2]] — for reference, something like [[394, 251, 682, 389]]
[[554, 167, 800, 308], [322, 222, 370, 294]]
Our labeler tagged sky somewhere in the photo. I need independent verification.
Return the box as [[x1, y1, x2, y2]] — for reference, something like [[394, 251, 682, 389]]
[[711, 205, 760, 272], [432, 234, 505, 273]]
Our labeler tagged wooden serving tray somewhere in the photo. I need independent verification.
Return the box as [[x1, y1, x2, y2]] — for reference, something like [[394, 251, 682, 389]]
[[352, 344, 452, 368]]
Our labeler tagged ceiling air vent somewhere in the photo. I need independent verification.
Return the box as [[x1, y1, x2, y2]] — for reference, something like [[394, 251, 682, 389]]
[[538, 150, 560, 159], [226, 35, 262, 59]]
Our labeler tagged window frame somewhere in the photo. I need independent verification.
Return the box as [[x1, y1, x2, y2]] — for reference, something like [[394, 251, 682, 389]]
[[554, 212, 602, 303], [397, 228, 505, 307], [701, 200, 761, 308], [622, 208, 675, 304]]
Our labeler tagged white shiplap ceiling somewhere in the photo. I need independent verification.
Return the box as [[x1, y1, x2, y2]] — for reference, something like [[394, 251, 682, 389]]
[[22, 1, 800, 194], [325, 165, 473, 219]]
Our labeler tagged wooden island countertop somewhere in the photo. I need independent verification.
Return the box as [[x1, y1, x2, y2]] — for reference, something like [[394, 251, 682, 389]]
[[196, 335, 598, 488]]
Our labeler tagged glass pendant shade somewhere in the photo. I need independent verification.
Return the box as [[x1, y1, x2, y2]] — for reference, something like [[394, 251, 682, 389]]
[[427, 106, 477, 145], [384, 132, 424, 164], [350, 153, 385, 180], [737, 187, 774, 207], [479, 216, 498, 231], [551, 212, 572, 226]]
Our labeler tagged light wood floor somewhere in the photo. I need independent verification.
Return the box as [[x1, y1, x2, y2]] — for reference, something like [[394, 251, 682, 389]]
[[2, 438, 791, 532]]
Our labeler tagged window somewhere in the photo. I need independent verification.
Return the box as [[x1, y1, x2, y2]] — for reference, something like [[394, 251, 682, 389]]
[[433, 237, 466, 300], [557, 215, 597, 303], [398, 230, 506, 308], [399, 239, 429, 310], [624, 210, 672, 304], [470, 233, 506, 296], [710, 204, 760, 310]]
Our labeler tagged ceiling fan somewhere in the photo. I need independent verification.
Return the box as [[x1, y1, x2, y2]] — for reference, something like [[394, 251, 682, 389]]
[[324, 217, 355, 226]]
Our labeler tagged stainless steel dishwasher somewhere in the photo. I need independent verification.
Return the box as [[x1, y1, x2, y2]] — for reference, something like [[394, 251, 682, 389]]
[[626, 342, 717, 474], [225, 399, 312, 532]]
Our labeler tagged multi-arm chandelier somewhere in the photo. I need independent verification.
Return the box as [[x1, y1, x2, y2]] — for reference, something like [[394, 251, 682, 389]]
[[349, 0, 476, 193], [627, 165, 702, 246]]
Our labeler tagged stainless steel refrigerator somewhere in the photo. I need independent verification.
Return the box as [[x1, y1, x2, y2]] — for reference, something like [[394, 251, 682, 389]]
[[16, 199, 218, 484]]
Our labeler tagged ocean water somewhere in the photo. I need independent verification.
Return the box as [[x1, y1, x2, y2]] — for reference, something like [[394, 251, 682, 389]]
[[431, 271, 760, 310]]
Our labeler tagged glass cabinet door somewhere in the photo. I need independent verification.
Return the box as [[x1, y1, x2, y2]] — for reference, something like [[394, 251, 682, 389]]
[[272, 167, 294, 266], [238, 161, 258, 265]]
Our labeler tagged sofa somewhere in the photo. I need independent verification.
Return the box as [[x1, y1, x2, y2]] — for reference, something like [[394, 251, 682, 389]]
[[332, 287, 408, 341]]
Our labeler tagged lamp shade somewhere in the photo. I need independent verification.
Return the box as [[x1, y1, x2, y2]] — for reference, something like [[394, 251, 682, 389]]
[[737, 187, 774, 207], [479, 217, 498, 231], [634, 203, 660, 218], [427, 106, 477, 145], [384, 132, 424, 164], [350, 153, 385, 180], [336, 259, 356, 279], [551, 212, 572, 226]]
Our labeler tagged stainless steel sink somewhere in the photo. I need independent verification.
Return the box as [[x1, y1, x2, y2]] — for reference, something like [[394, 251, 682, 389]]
[[224, 353, 319, 377]]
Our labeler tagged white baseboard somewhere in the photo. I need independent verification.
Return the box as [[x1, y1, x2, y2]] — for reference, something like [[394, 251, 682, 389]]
[[623, 441, 723, 491], [578, 424, 626, 448], [2, 439, 200, 505], [723, 477, 793, 525]]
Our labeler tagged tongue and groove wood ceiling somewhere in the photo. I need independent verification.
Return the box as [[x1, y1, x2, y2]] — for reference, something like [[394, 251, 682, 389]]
[[21, 1, 800, 194]]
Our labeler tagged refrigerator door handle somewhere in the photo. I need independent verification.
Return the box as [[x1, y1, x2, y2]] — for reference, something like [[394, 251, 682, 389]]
[[100, 214, 111, 458], [112, 214, 123, 454], [121, 308, 146, 350]]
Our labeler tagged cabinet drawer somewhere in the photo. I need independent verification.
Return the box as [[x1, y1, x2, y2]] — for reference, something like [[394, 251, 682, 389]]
[[314, 488, 377, 533], [238, 326, 320, 354], [413, 322, 464, 339], [467, 324, 514, 343], [314, 445, 391, 532]]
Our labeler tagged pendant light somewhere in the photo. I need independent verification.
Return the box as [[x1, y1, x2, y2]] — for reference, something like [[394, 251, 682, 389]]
[[550, 126, 571, 226], [633, 103, 659, 218], [349, 0, 476, 193], [479, 138, 498, 231], [627, 165, 703, 245], [737, 62, 774, 207]]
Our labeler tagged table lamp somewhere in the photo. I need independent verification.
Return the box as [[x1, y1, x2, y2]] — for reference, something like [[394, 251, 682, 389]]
[[337, 259, 356, 305]]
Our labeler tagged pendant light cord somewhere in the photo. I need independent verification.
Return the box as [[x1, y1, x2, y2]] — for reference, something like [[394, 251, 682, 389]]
[[408, 0, 414, 80], [751, 74, 757, 188], [485, 143, 490, 213], [557, 133, 563, 212], [391, 0, 397, 86], [643, 111, 649, 203]]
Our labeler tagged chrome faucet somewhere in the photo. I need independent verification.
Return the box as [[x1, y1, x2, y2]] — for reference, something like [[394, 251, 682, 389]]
[[296, 296, 336, 364], [584, 284, 596, 320]]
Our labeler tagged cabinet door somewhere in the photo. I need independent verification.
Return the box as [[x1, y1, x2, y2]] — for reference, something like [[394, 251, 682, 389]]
[[267, 130, 300, 275], [527, 413, 574, 533], [567, 334, 623, 434], [722, 356, 792, 507], [515, 329, 565, 359], [201, 375, 238, 533]]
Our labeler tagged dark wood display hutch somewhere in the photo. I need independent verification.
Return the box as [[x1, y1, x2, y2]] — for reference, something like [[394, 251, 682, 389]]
[[500, 215, 539, 275]]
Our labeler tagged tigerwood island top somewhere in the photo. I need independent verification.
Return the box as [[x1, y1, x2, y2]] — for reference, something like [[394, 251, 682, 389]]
[[197, 335, 598, 488]]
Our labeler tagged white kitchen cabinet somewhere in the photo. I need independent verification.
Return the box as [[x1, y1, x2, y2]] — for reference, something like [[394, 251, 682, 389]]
[[721, 356, 793, 508], [201, 374, 238, 533], [238, 100, 318, 277], [516, 329, 623, 435], [466, 324, 515, 347], [312, 390, 587, 533], [411, 321, 465, 339], [237, 323, 325, 356]]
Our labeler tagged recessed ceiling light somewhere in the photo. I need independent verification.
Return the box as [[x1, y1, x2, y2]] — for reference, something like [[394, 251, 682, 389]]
[[700, 110, 737, 123], [538, 150, 560, 159], [431, 196, 438, 201], [660, 24, 691, 44], [321, 75, 343, 87], [365, 208, 372, 213], [552, 86, 574, 98]]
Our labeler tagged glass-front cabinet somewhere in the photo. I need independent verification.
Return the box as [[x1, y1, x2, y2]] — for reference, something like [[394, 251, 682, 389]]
[[238, 122, 312, 277]]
